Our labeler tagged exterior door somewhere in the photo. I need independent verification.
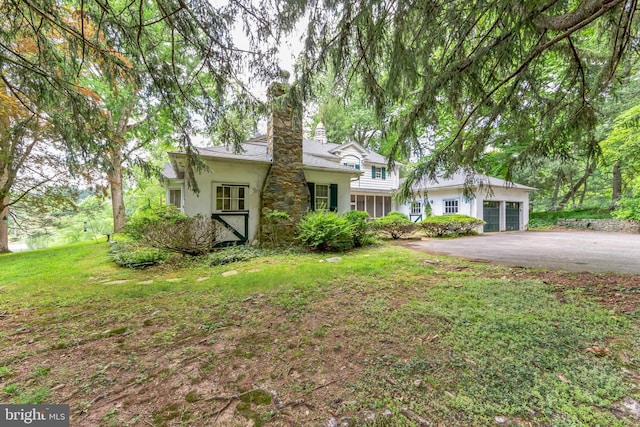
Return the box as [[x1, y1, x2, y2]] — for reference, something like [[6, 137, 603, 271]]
[[506, 202, 520, 231], [483, 201, 500, 232], [211, 213, 249, 247]]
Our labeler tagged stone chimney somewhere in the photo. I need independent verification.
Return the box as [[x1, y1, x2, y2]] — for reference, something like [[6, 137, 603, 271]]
[[260, 80, 310, 245]]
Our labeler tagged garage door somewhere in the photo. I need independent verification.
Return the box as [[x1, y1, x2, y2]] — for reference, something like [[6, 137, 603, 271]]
[[506, 202, 520, 231], [483, 201, 500, 232]]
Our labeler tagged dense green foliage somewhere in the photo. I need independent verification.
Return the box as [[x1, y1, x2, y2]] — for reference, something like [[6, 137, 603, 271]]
[[296, 210, 355, 252], [343, 210, 374, 247], [372, 212, 417, 239], [612, 198, 640, 221], [124, 205, 188, 241], [419, 214, 485, 237]]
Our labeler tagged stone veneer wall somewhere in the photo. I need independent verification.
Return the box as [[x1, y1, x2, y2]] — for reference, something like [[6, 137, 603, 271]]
[[557, 218, 640, 233], [259, 82, 310, 245]]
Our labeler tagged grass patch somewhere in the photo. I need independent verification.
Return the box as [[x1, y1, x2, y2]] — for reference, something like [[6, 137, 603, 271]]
[[1, 242, 638, 425]]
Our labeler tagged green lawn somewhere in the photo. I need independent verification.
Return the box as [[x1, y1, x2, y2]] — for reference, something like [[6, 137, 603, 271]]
[[1, 241, 639, 426]]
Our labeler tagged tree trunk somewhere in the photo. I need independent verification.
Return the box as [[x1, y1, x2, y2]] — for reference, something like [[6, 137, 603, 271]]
[[108, 149, 126, 233], [557, 163, 594, 210], [0, 170, 10, 253], [579, 175, 588, 206], [0, 203, 9, 253], [550, 170, 563, 211], [108, 101, 135, 234], [611, 161, 622, 209]]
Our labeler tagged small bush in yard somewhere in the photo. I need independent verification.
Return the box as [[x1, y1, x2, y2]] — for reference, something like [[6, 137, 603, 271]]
[[419, 214, 485, 237], [209, 245, 264, 266], [297, 210, 354, 252], [109, 242, 167, 269], [125, 205, 188, 241], [141, 216, 223, 256], [372, 211, 418, 239], [343, 210, 374, 247]]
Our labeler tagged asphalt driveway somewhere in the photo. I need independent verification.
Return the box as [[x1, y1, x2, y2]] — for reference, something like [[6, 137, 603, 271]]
[[402, 230, 640, 274]]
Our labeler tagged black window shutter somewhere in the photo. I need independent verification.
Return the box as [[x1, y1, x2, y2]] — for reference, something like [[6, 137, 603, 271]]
[[307, 182, 315, 210], [329, 184, 338, 212]]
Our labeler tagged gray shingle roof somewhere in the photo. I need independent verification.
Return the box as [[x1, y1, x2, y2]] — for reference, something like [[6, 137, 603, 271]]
[[195, 143, 272, 164], [164, 138, 361, 176], [412, 171, 536, 191], [162, 162, 179, 179]]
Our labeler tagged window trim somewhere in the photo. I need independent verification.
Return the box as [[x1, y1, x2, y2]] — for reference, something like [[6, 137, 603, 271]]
[[214, 183, 249, 212], [411, 201, 422, 215], [371, 166, 387, 180], [315, 184, 330, 210], [169, 188, 182, 209], [444, 198, 459, 214], [308, 182, 338, 211]]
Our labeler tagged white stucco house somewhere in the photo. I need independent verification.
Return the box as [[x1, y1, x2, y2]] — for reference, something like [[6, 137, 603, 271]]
[[163, 132, 534, 243], [396, 172, 536, 232], [162, 134, 361, 245], [162, 83, 534, 245]]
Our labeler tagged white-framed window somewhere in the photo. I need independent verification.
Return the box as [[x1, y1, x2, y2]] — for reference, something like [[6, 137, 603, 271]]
[[411, 201, 422, 215], [315, 184, 329, 209], [169, 189, 182, 209], [371, 166, 387, 180], [215, 184, 248, 211], [444, 199, 459, 214]]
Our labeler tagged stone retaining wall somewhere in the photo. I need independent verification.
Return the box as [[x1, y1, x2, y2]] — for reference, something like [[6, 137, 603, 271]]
[[557, 218, 640, 233]]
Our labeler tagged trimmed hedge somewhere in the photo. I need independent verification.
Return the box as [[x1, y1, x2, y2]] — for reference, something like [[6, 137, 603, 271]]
[[419, 214, 485, 237], [372, 212, 418, 239]]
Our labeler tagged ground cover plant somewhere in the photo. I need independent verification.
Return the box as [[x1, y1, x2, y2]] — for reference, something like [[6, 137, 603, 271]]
[[529, 208, 613, 229], [1, 241, 639, 426]]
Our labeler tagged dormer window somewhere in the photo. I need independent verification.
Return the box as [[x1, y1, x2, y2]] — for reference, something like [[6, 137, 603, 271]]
[[343, 161, 361, 170], [342, 155, 361, 170], [371, 166, 387, 180]]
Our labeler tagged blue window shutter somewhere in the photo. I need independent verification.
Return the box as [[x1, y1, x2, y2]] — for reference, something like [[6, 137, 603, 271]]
[[307, 182, 315, 210], [371, 166, 376, 179], [381, 167, 386, 180], [355, 163, 360, 170], [329, 184, 338, 212]]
